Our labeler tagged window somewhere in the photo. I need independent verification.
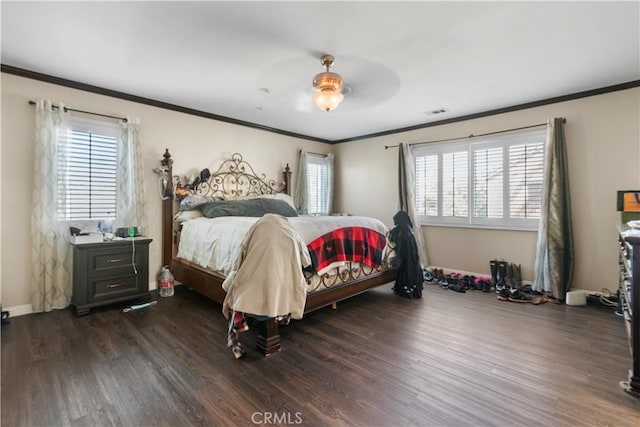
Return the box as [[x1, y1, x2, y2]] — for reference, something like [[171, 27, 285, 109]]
[[305, 153, 329, 215], [57, 117, 120, 221], [414, 128, 546, 230]]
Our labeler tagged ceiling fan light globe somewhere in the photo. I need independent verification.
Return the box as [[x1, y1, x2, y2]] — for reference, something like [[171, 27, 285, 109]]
[[313, 89, 344, 112]]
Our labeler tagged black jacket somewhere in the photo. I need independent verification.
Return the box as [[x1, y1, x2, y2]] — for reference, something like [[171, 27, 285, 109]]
[[389, 211, 423, 298]]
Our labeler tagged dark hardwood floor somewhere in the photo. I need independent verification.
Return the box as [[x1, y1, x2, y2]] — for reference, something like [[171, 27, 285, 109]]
[[2, 283, 639, 427]]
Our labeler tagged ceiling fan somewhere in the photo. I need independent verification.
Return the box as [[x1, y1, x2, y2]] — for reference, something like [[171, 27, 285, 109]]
[[254, 53, 399, 114], [312, 54, 345, 112]]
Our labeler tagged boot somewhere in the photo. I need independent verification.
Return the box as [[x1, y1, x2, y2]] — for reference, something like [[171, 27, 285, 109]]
[[512, 264, 522, 289], [496, 261, 507, 292], [505, 263, 514, 289], [489, 260, 498, 287]]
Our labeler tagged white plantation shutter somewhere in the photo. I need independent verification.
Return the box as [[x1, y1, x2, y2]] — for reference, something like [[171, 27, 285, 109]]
[[442, 151, 468, 217], [414, 128, 546, 229], [306, 153, 333, 215], [307, 161, 327, 214], [473, 146, 504, 218], [509, 142, 544, 219], [57, 119, 119, 221], [415, 154, 438, 216]]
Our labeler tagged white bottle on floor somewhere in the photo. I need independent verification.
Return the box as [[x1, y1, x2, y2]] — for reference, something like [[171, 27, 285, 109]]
[[158, 266, 175, 297]]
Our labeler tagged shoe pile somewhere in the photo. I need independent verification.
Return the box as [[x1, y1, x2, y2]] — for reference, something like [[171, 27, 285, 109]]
[[488, 259, 547, 304], [425, 262, 547, 304], [425, 267, 490, 294]]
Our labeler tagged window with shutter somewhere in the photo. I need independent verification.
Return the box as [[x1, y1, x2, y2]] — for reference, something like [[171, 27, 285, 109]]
[[414, 128, 546, 230], [57, 117, 120, 221], [415, 154, 438, 216], [306, 154, 328, 215], [442, 151, 468, 217], [509, 142, 544, 220]]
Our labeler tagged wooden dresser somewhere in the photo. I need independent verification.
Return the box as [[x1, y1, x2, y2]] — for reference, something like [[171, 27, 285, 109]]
[[617, 224, 640, 397], [71, 238, 152, 315]]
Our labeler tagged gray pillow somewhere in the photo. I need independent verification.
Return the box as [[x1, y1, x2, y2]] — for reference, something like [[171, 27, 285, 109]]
[[179, 194, 223, 211], [200, 198, 299, 218]]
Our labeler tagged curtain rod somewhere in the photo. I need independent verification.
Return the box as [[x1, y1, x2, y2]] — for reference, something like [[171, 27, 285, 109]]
[[28, 100, 127, 122], [299, 149, 330, 157], [384, 118, 566, 149]]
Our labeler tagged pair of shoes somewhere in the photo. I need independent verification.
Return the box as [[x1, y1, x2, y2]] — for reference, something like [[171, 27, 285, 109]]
[[508, 288, 531, 303], [474, 276, 490, 291], [461, 275, 477, 290], [423, 269, 436, 282], [497, 288, 510, 301], [434, 268, 449, 288], [449, 282, 466, 293], [531, 295, 549, 305]]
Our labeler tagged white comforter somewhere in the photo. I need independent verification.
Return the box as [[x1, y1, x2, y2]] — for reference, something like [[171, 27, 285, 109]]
[[177, 215, 389, 276]]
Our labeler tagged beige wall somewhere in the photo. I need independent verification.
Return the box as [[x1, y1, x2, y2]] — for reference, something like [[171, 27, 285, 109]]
[[1, 73, 332, 310], [2, 72, 638, 310], [334, 88, 640, 292]]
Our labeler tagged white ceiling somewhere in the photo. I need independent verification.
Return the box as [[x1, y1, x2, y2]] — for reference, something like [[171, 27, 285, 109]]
[[2, 1, 639, 142]]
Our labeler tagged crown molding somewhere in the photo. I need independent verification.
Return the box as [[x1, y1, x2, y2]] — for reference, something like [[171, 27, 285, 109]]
[[1, 64, 330, 144], [3, 64, 638, 145], [332, 80, 640, 144]]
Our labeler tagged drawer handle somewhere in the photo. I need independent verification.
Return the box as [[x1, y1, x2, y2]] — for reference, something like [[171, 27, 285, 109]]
[[108, 258, 124, 263], [107, 283, 125, 288]]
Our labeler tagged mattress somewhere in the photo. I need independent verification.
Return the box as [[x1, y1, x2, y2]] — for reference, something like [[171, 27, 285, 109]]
[[176, 215, 392, 292]]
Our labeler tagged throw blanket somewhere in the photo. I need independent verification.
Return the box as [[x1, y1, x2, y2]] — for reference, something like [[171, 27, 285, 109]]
[[307, 227, 386, 276], [222, 214, 311, 319]]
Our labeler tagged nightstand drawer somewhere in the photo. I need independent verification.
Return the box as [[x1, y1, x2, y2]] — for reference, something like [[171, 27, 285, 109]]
[[90, 248, 140, 276], [92, 274, 140, 301]]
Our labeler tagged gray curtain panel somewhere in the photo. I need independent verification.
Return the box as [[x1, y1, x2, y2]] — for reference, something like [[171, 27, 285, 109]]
[[533, 118, 574, 301], [398, 142, 429, 267]]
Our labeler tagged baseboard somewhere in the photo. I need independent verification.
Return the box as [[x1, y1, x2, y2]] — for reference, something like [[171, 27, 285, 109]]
[[4, 282, 184, 317], [3, 304, 34, 318]]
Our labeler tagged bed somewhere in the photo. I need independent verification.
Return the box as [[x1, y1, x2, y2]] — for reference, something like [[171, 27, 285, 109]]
[[159, 149, 397, 355]]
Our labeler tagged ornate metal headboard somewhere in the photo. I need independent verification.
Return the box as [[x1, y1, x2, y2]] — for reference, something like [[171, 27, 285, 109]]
[[158, 149, 292, 265], [175, 152, 289, 199]]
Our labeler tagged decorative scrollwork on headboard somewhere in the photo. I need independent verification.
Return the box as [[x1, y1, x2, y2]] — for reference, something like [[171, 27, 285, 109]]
[[159, 148, 291, 266], [176, 153, 283, 199]]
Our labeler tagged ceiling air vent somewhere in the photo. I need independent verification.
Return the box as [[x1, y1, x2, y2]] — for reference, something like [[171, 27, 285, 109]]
[[424, 108, 449, 116]]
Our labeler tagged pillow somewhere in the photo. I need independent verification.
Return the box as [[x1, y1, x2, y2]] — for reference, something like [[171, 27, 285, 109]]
[[179, 194, 223, 211], [173, 209, 204, 223], [200, 198, 298, 219], [255, 193, 296, 210]]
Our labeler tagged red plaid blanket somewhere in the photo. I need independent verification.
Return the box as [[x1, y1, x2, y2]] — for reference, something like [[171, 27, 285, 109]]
[[306, 226, 386, 274]]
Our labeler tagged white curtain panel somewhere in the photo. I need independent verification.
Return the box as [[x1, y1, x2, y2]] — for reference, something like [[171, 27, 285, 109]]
[[533, 122, 553, 294], [398, 142, 429, 267], [31, 100, 73, 312], [116, 117, 147, 232], [293, 151, 310, 214], [324, 153, 334, 215]]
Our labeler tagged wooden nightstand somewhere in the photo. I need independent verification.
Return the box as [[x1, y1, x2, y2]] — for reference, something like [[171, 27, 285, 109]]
[[71, 237, 152, 315]]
